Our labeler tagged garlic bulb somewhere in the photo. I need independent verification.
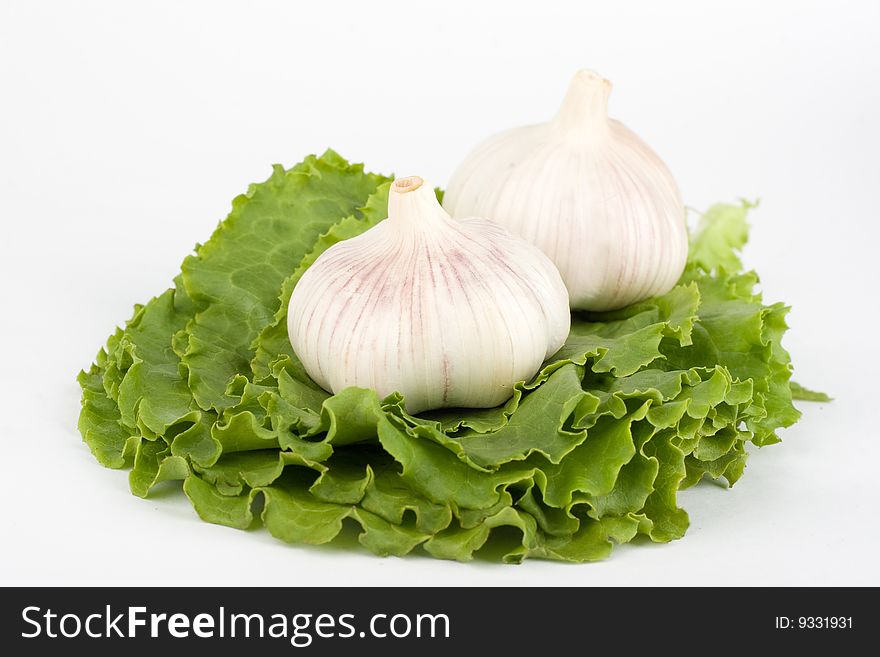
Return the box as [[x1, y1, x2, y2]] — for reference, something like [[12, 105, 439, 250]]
[[287, 176, 570, 414], [443, 69, 688, 311]]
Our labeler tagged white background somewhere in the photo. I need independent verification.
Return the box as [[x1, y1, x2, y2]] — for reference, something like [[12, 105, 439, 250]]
[[1, 0, 878, 586]]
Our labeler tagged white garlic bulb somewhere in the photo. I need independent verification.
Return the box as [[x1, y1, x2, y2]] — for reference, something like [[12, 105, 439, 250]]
[[443, 69, 688, 311], [287, 176, 571, 414]]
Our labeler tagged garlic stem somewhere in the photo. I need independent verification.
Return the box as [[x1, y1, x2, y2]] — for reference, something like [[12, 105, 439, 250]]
[[387, 176, 445, 234], [552, 69, 612, 139]]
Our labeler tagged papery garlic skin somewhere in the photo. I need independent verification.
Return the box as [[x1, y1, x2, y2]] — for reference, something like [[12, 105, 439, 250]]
[[287, 176, 570, 414], [443, 70, 688, 311]]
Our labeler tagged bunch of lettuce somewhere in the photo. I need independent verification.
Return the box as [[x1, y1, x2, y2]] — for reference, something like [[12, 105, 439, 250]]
[[78, 150, 820, 562]]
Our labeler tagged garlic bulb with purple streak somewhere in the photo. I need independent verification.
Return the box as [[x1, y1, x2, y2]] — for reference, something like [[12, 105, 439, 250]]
[[287, 176, 570, 414], [443, 70, 688, 311]]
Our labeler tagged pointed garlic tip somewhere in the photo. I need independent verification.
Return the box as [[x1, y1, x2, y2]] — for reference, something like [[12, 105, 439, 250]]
[[391, 176, 424, 194], [388, 175, 447, 230], [553, 68, 613, 136]]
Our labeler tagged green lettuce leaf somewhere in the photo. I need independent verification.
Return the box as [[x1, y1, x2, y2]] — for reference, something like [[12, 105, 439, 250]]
[[77, 156, 822, 563], [179, 152, 390, 411], [688, 201, 753, 273], [790, 381, 832, 402]]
